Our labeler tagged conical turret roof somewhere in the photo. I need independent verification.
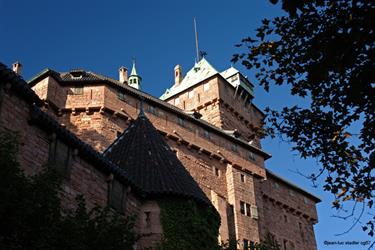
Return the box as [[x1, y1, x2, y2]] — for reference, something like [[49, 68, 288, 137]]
[[104, 114, 210, 205]]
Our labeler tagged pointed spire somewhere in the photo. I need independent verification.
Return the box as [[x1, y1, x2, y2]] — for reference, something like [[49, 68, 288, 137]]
[[128, 58, 142, 90], [130, 58, 138, 76]]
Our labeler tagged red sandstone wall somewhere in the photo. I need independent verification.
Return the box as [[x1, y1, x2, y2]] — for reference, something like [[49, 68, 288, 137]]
[[0, 84, 142, 237], [254, 175, 318, 250], [28, 75, 319, 250]]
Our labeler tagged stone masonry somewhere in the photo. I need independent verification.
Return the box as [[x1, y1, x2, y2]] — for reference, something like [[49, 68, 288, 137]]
[[27, 60, 320, 250]]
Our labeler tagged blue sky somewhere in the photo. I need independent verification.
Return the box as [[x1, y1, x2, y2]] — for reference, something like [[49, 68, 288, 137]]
[[1, 0, 372, 249]]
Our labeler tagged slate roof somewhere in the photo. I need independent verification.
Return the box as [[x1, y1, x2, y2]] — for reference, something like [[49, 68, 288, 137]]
[[104, 112, 211, 205]]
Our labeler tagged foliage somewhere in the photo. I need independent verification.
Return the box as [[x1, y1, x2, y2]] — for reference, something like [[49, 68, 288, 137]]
[[219, 233, 280, 250], [157, 198, 221, 250], [0, 130, 136, 250], [253, 233, 281, 250], [233, 0, 374, 236]]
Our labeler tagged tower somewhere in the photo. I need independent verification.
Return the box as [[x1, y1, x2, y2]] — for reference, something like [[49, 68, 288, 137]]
[[160, 58, 261, 145], [128, 60, 141, 89]]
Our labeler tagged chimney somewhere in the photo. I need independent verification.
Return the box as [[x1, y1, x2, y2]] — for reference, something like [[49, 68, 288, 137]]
[[12, 61, 22, 75], [119, 66, 128, 84], [174, 65, 183, 86]]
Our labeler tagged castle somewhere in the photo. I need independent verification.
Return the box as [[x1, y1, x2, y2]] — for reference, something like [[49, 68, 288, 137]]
[[0, 59, 320, 250]]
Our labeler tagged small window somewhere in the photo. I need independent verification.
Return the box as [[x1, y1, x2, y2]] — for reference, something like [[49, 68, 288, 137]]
[[273, 182, 280, 189], [71, 86, 83, 95], [49, 138, 71, 177], [188, 90, 194, 99], [246, 203, 251, 216], [203, 130, 210, 139], [240, 201, 245, 215], [283, 239, 288, 250], [243, 239, 249, 250], [118, 91, 126, 101], [240, 174, 245, 183], [284, 215, 288, 223], [145, 211, 151, 228], [203, 82, 210, 91], [147, 105, 157, 116], [231, 144, 238, 153], [303, 197, 309, 204], [175, 98, 180, 105], [214, 167, 220, 177], [109, 178, 126, 212], [289, 190, 295, 197], [178, 117, 185, 127], [248, 152, 255, 161], [133, 78, 137, 84]]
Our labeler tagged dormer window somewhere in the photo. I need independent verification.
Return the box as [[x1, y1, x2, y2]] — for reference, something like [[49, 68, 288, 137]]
[[70, 70, 85, 79]]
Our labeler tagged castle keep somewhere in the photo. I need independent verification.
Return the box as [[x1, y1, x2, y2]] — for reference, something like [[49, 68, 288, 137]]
[[1, 59, 320, 250]]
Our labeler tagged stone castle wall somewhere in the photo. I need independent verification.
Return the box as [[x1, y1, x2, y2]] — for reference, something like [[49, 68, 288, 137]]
[[0, 80, 163, 250], [29, 74, 319, 249]]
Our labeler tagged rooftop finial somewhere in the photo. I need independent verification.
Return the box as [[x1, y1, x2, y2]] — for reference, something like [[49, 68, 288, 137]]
[[194, 17, 200, 63]]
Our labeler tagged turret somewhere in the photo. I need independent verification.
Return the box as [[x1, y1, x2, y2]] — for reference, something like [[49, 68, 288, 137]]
[[128, 60, 141, 89]]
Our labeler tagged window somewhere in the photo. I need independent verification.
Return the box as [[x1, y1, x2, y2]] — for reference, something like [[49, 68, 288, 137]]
[[214, 167, 220, 177], [144, 211, 151, 228], [231, 144, 238, 153], [240, 201, 246, 215], [203, 130, 210, 139], [248, 152, 255, 161], [203, 82, 210, 91], [175, 97, 180, 105], [188, 90, 194, 99], [133, 78, 137, 84], [273, 182, 280, 189], [243, 239, 249, 250], [178, 117, 185, 127], [109, 178, 126, 212], [49, 138, 71, 177], [71, 86, 83, 95], [284, 215, 288, 223], [147, 105, 157, 115], [240, 174, 245, 183], [303, 197, 309, 204], [250, 241, 255, 250], [283, 239, 287, 250], [117, 91, 126, 101], [289, 190, 295, 197], [246, 203, 251, 216]]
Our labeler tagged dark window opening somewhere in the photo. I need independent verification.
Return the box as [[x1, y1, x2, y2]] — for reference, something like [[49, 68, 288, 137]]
[[145, 211, 151, 228], [178, 117, 185, 127], [243, 239, 249, 250], [117, 91, 126, 101], [214, 167, 220, 177], [240, 201, 245, 215], [49, 138, 71, 177], [147, 106, 157, 116], [231, 144, 238, 153], [109, 178, 126, 212], [240, 174, 245, 183]]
